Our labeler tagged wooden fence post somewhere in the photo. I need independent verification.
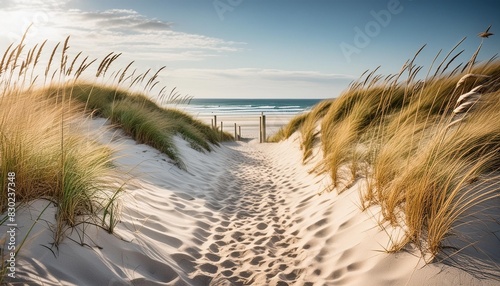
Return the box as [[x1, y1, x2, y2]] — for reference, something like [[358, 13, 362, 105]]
[[261, 113, 266, 143], [238, 126, 241, 140], [259, 114, 263, 143], [234, 123, 237, 141], [220, 121, 223, 140], [213, 115, 217, 128]]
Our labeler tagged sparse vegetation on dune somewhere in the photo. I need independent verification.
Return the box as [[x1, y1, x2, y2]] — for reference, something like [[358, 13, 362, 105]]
[[45, 83, 232, 168], [0, 31, 230, 255], [274, 40, 500, 258]]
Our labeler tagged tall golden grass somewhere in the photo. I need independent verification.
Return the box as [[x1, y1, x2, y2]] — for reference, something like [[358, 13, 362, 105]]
[[0, 30, 228, 254], [0, 87, 117, 244], [274, 40, 500, 258]]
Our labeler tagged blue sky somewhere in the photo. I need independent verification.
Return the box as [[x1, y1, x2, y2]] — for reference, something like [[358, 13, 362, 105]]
[[1, 0, 499, 98]]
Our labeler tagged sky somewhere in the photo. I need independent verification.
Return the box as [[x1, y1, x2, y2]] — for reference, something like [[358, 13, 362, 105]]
[[0, 0, 499, 99]]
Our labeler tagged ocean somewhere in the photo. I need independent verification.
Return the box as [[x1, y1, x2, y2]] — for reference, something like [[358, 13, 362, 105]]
[[173, 98, 325, 139], [177, 98, 323, 117]]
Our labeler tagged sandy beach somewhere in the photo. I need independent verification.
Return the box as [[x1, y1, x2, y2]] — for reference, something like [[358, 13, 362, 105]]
[[3, 116, 499, 285]]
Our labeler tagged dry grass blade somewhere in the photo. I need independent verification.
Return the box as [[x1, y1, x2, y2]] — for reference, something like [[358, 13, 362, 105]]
[[60, 36, 70, 75], [103, 53, 121, 77], [75, 57, 97, 80], [0, 43, 14, 76], [440, 50, 465, 76], [118, 61, 134, 84], [11, 25, 32, 73], [434, 37, 466, 77], [45, 42, 60, 80], [96, 52, 114, 77], [464, 42, 483, 74], [33, 39, 47, 67], [66, 51, 82, 76]]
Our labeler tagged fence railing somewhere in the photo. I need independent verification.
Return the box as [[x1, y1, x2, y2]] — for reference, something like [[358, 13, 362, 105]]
[[211, 113, 268, 143]]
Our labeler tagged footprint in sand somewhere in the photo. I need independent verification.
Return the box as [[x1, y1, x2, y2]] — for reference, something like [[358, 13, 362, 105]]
[[171, 253, 196, 274], [256, 222, 268, 230]]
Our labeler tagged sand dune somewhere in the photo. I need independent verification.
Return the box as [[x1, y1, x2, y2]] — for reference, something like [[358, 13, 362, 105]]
[[2, 118, 499, 285]]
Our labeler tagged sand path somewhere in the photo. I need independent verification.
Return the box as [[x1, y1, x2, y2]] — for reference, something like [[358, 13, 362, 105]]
[[108, 135, 354, 286], [190, 142, 309, 285], [158, 138, 396, 286]]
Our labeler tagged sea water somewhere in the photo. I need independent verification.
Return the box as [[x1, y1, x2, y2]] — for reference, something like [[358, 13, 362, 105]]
[[178, 98, 322, 116], [173, 98, 325, 139]]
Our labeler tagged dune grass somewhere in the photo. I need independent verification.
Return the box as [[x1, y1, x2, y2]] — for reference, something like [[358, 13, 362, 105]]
[[268, 112, 309, 143], [45, 83, 232, 169], [0, 90, 116, 245], [274, 41, 500, 258], [0, 31, 229, 258], [0, 33, 117, 235]]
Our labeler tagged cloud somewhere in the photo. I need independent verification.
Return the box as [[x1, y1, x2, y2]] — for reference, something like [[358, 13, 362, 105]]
[[0, 1, 244, 62], [133, 21, 173, 31], [63, 9, 244, 60], [0, 0, 68, 10], [74, 9, 173, 32]]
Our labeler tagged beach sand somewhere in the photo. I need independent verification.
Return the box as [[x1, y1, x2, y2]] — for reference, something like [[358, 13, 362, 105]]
[[2, 117, 499, 285]]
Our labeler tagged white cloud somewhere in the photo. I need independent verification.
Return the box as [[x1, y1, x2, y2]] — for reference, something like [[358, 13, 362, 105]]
[[72, 9, 174, 32], [0, 0, 244, 63], [0, 0, 68, 10]]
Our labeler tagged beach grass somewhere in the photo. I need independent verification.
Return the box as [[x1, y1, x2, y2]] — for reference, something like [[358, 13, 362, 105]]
[[0, 90, 116, 245], [268, 112, 309, 143], [273, 42, 500, 257], [46, 83, 232, 168], [0, 33, 231, 253]]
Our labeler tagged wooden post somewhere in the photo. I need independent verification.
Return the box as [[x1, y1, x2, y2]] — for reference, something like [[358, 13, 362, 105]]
[[238, 125, 241, 140], [234, 123, 237, 141], [259, 115, 263, 143], [213, 115, 217, 128], [220, 121, 223, 140], [261, 113, 266, 143]]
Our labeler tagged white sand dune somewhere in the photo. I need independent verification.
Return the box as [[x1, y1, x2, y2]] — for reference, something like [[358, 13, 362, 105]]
[[2, 118, 499, 285]]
